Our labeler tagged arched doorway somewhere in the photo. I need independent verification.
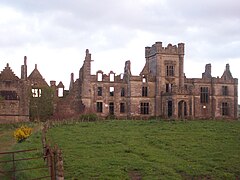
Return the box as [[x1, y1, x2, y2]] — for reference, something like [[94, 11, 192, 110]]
[[178, 100, 187, 119], [167, 100, 173, 117]]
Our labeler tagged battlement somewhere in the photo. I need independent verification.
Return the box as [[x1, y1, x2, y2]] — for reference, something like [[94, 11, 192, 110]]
[[145, 41, 184, 57]]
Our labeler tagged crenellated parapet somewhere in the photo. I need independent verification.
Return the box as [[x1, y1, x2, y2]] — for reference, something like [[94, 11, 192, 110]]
[[145, 42, 184, 57]]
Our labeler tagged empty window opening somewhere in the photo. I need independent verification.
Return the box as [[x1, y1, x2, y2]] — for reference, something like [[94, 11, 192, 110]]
[[166, 83, 173, 93], [58, 88, 64, 97], [109, 102, 114, 115], [120, 73, 124, 79], [110, 73, 115, 82], [120, 103, 125, 113], [110, 87, 114, 96], [142, 86, 148, 97], [140, 102, 149, 114], [97, 73, 103, 81], [200, 87, 209, 103], [97, 102, 103, 113], [142, 76, 147, 83], [166, 65, 174, 76], [97, 87, 102, 96], [222, 102, 228, 116], [121, 88, 125, 97], [0, 91, 18, 100], [32, 88, 42, 97], [222, 86, 228, 96]]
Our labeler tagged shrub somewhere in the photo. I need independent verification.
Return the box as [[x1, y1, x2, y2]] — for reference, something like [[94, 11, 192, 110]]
[[13, 126, 32, 142], [79, 113, 98, 121]]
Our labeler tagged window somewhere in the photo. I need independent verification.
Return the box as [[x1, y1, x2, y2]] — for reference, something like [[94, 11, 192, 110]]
[[140, 102, 149, 114], [142, 76, 146, 83], [97, 87, 102, 96], [142, 86, 148, 97], [200, 87, 209, 103], [222, 86, 228, 96], [97, 102, 103, 113], [222, 102, 228, 116], [97, 73, 103, 81], [120, 73, 124, 79], [58, 88, 64, 97], [121, 88, 125, 97], [110, 73, 114, 82], [32, 88, 42, 97], [0, 91, 18, 100], [120, 103, 125, 113], [166, 65, 174, 76], [109, 102, 114, 115], [166, 83, 173, 93], [110, 87, 114, 96]]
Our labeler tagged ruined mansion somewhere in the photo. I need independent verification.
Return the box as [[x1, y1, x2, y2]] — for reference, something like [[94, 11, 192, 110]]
[[0, 41, 238, 123]]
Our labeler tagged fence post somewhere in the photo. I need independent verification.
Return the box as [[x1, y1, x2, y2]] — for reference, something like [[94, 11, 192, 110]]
[[12, 152, 16, 180], [56, 148, 64, 180]]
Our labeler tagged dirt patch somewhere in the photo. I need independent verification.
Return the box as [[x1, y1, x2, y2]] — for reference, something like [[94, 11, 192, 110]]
[[129, 170, 142, 180]]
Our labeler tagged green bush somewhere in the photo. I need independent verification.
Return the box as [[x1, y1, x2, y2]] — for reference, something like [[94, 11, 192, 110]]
[[79, 113, 98, 121]]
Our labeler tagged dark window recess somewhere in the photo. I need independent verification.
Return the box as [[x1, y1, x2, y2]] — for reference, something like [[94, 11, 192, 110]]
[[200, 87, 209, 103], [97, 87, 102, 96], [166, 83, 173, 93], [168, 101, 173, 117], [120, 103, 125, 113], [222, 102, 228, 116], [222, 86, 228, 96], [109, 102, 114, 115], [142, 87, 148, 97], [166, 65, 174, 76], [0, 91, 18, 100], [140, 102, 149, 114], [97, 102, 103, 113], [121, 88, 125, 97]]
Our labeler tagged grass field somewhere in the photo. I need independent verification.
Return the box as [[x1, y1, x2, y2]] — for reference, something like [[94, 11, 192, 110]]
[[45, 120, 240, 179], [0, 123, 48, 180]]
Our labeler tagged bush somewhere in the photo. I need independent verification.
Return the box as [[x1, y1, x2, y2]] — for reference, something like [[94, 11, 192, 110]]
[[13, 126, 32, 142], [79, 113, 98, 121]]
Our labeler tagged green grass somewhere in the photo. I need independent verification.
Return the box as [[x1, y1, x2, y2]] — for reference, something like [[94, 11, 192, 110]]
[[0, 123, 49, 180], [46, 120, 240, 179]]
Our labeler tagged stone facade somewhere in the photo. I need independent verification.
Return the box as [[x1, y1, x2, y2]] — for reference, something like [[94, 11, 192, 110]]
[[0, 57, 50, 123], [0, 41, 238, 122], [56, 41, 238, 120]]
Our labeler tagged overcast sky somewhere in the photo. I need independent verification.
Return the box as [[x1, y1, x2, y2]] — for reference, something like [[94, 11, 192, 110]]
[[0, 0, 239, 102]]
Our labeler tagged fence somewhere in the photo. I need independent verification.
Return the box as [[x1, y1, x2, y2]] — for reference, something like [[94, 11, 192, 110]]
[[0, 148, 51, 179], [0, 122, 64, 180]]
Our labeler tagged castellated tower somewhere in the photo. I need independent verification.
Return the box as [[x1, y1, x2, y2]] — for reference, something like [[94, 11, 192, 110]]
[[144, 42, 185, 117]]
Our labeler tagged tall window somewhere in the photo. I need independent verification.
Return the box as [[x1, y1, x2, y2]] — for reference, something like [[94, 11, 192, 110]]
[[222, 86, 228, 96], [96, 102, 103, 113], [121, 88, 125, 97], [97, 87, 102, 96], [58, 88, 64, 97], [110, 87, 114, 96], [142, 76, 146, 83], [166, 83, 173, 93], [166, 65, 174, 76], [200, 87, 209, 103], [109, 102, 114, 115], [222, 102, 228, 116], [120, 103, 125, 113], [142, 86, 148, 97], [110, 73, 114, 82], [97, 73, 102, 81], [140, 102, 149, 114]]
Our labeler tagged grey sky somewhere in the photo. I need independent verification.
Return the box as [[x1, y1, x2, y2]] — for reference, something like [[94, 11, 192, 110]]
[[0, 0, 239, 102]]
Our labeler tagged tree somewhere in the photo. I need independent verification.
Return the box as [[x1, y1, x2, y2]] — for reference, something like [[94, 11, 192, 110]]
[[29, 87, 54, 121]]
